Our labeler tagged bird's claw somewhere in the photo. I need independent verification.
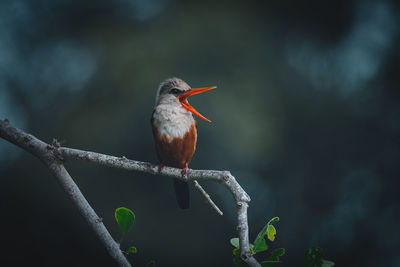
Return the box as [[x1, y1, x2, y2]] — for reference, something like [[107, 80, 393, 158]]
[[181, 164, 189, 177]]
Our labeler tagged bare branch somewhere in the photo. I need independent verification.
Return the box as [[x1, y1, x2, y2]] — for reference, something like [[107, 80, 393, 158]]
[[0, 119, 260, 267], [46, 163, 131, 267], [192, 180, 223, 216], [0, 119, 131, 267]]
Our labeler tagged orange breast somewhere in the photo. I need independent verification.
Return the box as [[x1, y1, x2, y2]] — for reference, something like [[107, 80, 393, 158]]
[[152, 122, 197, 169]]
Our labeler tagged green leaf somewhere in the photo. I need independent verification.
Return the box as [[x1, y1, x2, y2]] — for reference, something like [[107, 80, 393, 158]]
[[128, 246, 137, 253], [267, 225, 276, 241], [230, 238, 240, 248], [264, 247, 285, 263], [249, 243, 255, 254], [115, 207, 135, 234], [253, 217, 279, 253], [268, 217, 280, 224], [233, 256, 247, 267], [254, 239, 268, 253], [233, 248, 247, 267], [302, 247, 335, 267], [271, 248, 285, 257]]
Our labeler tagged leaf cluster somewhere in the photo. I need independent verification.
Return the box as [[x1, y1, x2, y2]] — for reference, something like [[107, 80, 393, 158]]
[[115, 207, 137, 256], [230, 217, 285, 266]]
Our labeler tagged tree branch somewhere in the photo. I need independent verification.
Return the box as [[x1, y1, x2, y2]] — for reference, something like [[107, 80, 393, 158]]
[[0, 119, 260, 267], [0, 119, 131, 267]]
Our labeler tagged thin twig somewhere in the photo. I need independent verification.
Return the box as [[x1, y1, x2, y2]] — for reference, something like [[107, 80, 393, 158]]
[[0, 119, 260, 267], [192, 180, 223, 216]]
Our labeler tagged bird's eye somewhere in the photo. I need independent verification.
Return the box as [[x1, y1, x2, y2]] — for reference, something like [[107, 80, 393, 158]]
[[170, 88, 182, 94]]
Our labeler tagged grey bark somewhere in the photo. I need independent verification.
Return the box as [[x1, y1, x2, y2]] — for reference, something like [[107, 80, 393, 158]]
[[0, 119, 131, 267], [0, 119, 260, 267]]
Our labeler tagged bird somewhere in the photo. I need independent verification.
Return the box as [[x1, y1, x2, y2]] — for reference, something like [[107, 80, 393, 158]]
[[151, 77, 216, 209]]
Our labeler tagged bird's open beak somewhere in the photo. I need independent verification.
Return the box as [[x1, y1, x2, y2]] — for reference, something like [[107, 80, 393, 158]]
[[178, 86, 217, 122]]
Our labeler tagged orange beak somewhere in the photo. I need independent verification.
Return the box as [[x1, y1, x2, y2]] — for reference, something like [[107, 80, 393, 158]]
[[178, 86, 217, 122]]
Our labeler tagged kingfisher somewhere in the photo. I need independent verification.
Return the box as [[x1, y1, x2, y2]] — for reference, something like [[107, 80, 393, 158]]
[[151, 77, 216, 209]]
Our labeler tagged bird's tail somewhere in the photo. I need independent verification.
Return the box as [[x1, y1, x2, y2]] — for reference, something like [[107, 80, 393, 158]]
[[173, 178, 190, 209]]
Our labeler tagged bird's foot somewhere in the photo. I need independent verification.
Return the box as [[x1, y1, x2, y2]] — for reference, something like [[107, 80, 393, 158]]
[[158, 164, 164, 173], [181, 164, 189, 177]]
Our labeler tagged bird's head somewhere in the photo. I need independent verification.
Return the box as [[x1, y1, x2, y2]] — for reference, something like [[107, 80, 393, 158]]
[[155, 77, 216, 122]]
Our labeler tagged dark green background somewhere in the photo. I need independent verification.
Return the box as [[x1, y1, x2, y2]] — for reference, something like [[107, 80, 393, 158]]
[[1, 0, 400, 266]]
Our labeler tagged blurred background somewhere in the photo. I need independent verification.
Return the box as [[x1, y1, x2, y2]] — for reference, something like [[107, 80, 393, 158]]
[[1, 0, 400, 266]]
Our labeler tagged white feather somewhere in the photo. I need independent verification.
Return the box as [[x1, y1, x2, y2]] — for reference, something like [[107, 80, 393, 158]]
[[153, 99, 194, 140]]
